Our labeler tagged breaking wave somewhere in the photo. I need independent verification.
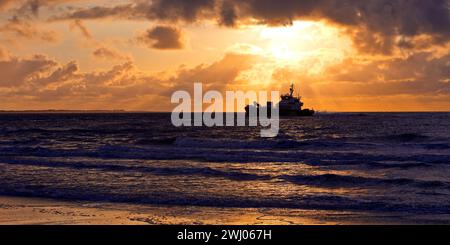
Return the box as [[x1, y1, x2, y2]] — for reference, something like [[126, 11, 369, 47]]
[[281, 174, 450, 189]]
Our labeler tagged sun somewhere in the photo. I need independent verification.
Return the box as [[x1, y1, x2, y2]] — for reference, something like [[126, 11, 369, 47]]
[[229, 20, 353, 90], [259, 21, 316, 63], [255, 20, 353, 75]]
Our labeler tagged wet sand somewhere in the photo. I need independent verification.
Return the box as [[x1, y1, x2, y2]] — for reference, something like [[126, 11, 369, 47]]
[[1, 195, 448, 225], [0, 196, 332, 225]]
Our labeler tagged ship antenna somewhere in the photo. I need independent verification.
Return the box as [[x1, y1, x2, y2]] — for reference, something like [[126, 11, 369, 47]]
[[289, 82, 294, 97]]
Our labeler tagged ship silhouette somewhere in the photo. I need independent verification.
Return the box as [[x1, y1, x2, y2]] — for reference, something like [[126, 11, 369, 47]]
[[245, 83, 314, 117]]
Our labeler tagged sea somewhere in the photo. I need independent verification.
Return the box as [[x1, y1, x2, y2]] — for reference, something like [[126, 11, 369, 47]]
[[1, 112, 450, 223]]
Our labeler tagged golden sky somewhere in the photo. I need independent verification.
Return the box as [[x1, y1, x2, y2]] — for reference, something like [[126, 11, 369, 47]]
[[0, 0, 449, 111]]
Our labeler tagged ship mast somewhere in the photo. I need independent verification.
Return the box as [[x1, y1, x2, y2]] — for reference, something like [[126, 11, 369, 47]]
[[289, 82, 294, 97]]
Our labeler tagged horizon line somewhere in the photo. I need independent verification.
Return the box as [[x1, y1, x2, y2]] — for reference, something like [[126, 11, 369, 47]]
[[1, 110, 450, 113]]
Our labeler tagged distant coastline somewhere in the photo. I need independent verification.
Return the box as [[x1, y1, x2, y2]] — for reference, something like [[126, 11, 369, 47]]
[[0, 110, 128, 114]]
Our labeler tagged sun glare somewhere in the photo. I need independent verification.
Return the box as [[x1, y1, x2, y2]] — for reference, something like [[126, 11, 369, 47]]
[[256, 20, 351, 68], [259, 21, 316, 62]]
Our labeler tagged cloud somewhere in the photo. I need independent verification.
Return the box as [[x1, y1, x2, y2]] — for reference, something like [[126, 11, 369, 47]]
[[51, 3, 136, 20], [0, 45, 10, 60], [165, 52, 258, 95], [223, 0, 450, 54], [137, 26, 185, 50], [264, 49, 450, 111], [66, 19, 128, 61], [0, 16, 60, 42], [92, 46, 128, 61], [0, 50, 258, 110], [0, 53, 154, 104], [70, 19, 92, 39], [305, 51, 450, 97], [0, 0, 15, 10], [53, 0, 215, 22], [219, 0, 237, 26], [0, 44, 449, 111], [2, 0, 86, 16], [52, 0, 450, 54], [0, 54, 58, 87], [143, 0, 215, 22]]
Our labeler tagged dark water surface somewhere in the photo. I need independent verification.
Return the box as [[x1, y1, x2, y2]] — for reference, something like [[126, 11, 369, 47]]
[[1, 112, 450, 222]]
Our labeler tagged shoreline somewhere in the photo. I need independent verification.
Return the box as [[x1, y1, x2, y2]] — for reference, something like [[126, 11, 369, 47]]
[[1, 195, 447, 225], [0, 195, 337, 225]]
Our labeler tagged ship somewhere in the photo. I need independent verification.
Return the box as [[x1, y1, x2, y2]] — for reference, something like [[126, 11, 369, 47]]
[[245, 83, 315, 117]]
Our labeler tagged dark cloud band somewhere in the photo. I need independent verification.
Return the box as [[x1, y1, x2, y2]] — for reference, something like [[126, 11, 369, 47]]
[[49, 0, 450, 54]]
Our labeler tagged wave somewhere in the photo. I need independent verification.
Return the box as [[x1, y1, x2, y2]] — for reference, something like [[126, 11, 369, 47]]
[[424, 143, 450, 150], [149, 135, 449, 151], [1, 156, 447, 190], [281, 174, 450, 189], [2, 186, 450, 214], [0, 157, 271, 181], [381, 133, 430, 142], [135, 136, 177, 145], [1, 143, 449, 168], [1, 127, 164, 136], [174, 137, 280, 149], [173, 137, 357, 150]]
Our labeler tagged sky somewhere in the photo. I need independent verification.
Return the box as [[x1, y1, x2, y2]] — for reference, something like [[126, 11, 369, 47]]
[[0, 0, 449, 111]]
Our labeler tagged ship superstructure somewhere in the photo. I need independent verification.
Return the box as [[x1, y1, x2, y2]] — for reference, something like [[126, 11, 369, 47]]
[[245, 83, 314, 117]]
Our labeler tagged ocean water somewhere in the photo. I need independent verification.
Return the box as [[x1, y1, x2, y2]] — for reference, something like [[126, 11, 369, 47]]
[[1, 112, 450, 222]]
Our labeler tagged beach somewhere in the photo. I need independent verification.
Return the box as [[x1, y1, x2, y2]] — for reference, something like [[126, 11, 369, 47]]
[[0, 195, 338, 225], [4, 195, 450, 225]]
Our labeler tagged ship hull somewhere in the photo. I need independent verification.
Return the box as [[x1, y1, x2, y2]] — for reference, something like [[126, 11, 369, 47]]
[[279, 109, 315, 117], [245, 107, 314, 117]]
